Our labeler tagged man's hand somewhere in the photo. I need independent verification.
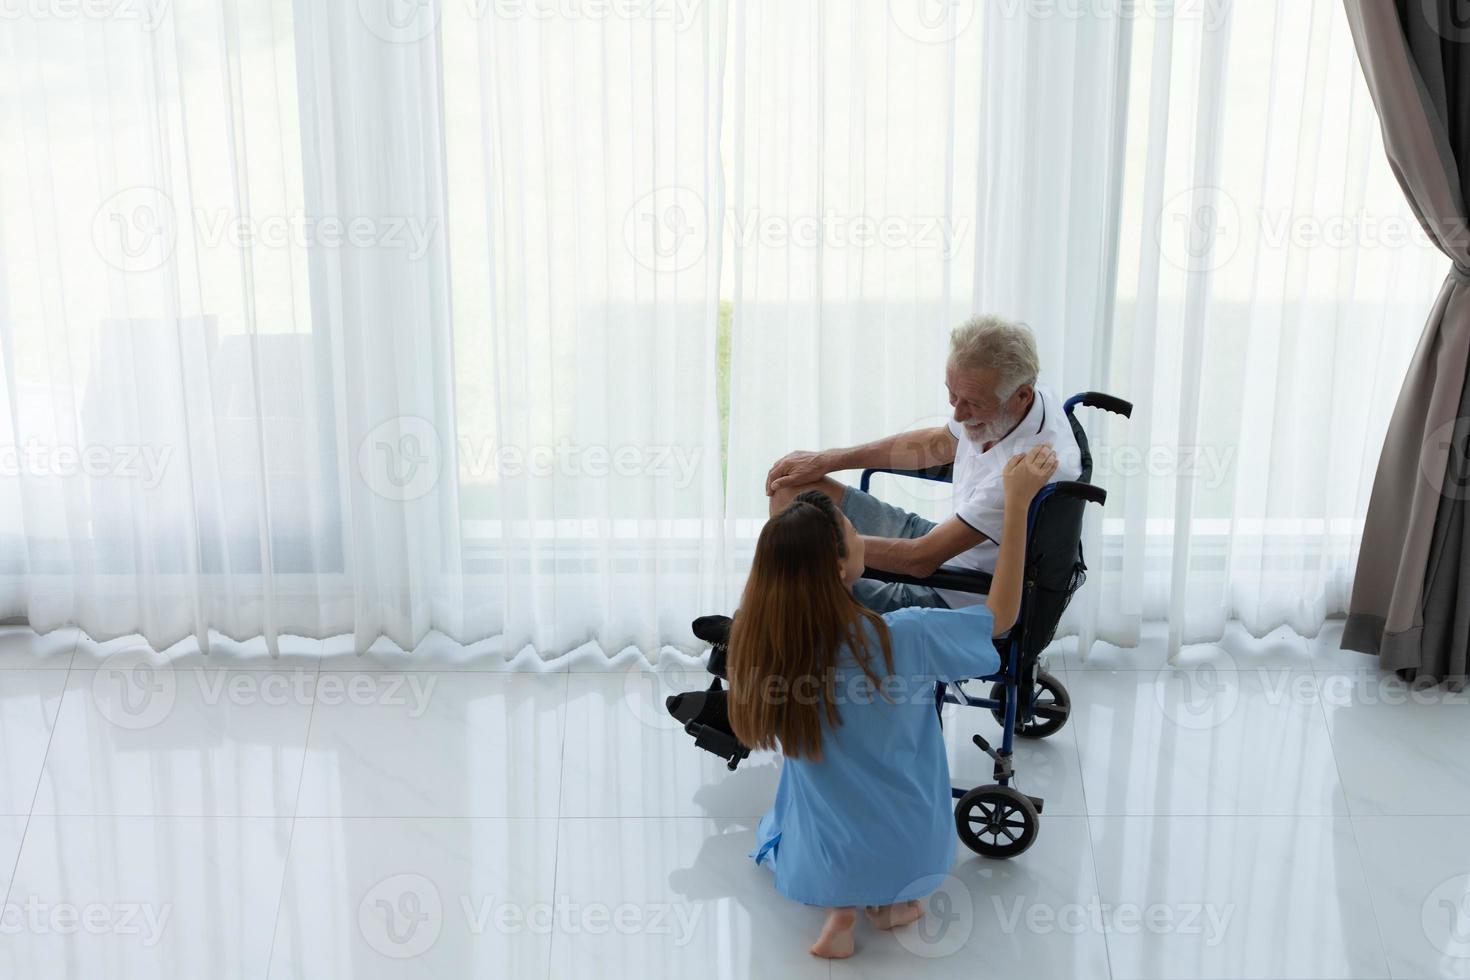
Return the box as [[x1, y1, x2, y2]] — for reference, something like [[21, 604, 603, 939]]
[[765, 451, 832, 495], [1002, 444, 1058, 503]]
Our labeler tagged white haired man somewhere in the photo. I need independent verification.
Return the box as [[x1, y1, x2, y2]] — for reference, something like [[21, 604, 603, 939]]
[[765, 315, 1082, 612]]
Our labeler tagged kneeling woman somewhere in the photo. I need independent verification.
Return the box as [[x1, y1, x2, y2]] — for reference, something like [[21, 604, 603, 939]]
[[728, 445, 1057, 959]]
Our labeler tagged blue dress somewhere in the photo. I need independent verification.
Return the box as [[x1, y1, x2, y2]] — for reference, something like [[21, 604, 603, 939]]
[[750, 603, 1000, 907]]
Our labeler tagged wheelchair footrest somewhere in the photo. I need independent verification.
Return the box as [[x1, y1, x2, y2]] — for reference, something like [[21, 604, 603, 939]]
[[692, 615, 732, 679], [666, 681, 750, 771], [972, 734, 1013, 782], [686, 720, 749, 771]]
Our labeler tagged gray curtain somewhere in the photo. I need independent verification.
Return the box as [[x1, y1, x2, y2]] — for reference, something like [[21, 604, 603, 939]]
[[1342, 0, 1470, 682]]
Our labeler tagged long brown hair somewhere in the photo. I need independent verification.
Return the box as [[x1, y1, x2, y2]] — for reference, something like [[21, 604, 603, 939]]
[[727, 491, 893, 761]]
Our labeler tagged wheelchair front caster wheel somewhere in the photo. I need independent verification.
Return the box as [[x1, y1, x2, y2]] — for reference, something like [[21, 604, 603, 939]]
[[955, 784, 1039, 859], [989, 670, 1071, 739]]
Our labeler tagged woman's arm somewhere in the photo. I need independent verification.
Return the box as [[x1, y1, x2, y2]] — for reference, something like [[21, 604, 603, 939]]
[[986, 445, 1058, 635]]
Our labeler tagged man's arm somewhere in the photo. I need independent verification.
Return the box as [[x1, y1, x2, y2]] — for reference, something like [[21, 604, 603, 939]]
[[766, 425, 958, 495], [860, 515, 988, 579]]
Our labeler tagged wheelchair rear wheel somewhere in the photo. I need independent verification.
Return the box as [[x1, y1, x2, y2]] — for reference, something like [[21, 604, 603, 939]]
[[989, 670, 1070, 739], [955, 784, 1039, 858]]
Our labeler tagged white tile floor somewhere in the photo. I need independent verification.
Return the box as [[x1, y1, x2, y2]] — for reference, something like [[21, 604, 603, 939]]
[[0, 620, 1467, 978]]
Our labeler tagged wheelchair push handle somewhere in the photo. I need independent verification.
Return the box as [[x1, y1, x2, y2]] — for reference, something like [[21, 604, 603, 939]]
[[1049, 480, 1107, 506], [1064, 391, 1133, 418]]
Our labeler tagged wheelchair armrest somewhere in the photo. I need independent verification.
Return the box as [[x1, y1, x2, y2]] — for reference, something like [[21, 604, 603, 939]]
[[861, 565, 993, 596], [859, 463, 954, 493]]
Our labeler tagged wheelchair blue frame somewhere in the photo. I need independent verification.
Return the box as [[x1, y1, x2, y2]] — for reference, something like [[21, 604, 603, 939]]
[[858, 390, 1132, 833]]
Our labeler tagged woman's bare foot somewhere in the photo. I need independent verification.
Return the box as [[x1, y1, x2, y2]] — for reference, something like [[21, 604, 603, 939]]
[[810, 907, 857, 958], [865, 900, 924, 930]]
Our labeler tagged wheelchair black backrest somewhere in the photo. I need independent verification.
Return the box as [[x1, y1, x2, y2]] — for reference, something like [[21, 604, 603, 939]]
[[1014, 407, 1094, 659]]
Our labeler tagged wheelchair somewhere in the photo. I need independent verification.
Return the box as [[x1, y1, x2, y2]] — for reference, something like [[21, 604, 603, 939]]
[[667, 391, 1132, 860]]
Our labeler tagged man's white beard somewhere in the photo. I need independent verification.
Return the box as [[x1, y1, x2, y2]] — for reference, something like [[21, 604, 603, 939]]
[[964, 405, 1022, 446]]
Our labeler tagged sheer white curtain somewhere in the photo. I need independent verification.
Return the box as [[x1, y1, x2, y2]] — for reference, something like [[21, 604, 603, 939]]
[[722, 0, 1448, 655], [437, 0, 728, 653], [1095, 0, 1447, 649], [0, 0, 465, 653], [723, 0, 1126, 502], [721, 2, 1128, 634], [0, 0, 726, 657], [0, 0, 1448, 660]]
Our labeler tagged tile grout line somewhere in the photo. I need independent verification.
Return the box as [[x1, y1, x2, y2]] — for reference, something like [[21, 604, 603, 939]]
[[1310, 665, 1397, 979], [1, 629, 82, 914], [1062, 665, 1117, 980], [262, 647, 324, 977], [545, 671, 572, 980]]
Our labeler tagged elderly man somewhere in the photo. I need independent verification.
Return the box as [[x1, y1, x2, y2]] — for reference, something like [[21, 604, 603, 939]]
[[765, 315, 1082, 613]]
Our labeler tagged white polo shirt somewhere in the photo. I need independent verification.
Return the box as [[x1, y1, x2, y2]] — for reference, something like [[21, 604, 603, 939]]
[[937, 385, 1083, 608]]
